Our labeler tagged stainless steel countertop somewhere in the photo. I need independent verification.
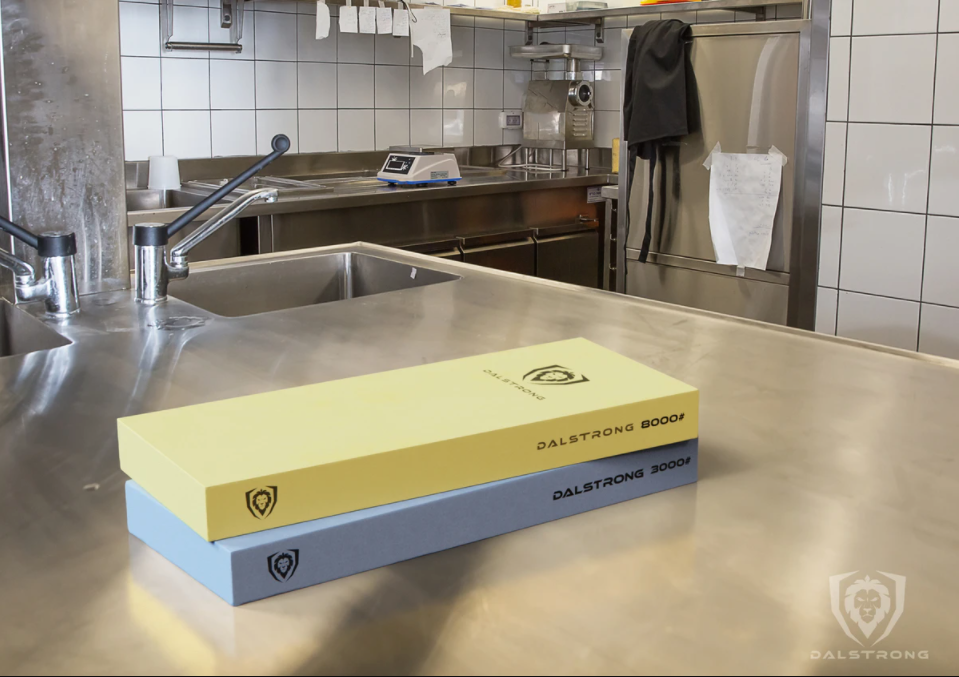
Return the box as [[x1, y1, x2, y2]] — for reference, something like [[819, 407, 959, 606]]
[[2, 242, 958, 674], [127, 167, 615, 226]]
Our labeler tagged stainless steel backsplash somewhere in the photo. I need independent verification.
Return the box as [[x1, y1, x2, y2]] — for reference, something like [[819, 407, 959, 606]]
[[0, 0, 129, 296]]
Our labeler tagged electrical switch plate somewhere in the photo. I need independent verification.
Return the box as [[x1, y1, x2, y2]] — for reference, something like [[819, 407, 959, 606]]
[[500, 111, 523, 129]]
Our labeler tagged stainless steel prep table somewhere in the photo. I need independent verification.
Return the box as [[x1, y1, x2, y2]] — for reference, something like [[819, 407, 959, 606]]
[[126, 168, 615, 226], [1, 243, 957, 674]]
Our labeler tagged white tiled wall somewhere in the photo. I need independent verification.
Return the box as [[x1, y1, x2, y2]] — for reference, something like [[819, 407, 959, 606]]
[[816, 0, 959, 361], [119, 0, 531, 159], [119, 0, 799, 162]]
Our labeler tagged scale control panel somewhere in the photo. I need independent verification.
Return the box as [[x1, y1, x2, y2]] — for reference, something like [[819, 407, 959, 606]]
[[382, 155, 415, 175]]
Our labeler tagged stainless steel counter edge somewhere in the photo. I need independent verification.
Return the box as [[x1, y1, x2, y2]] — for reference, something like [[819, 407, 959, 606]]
[[127, 171, 616, 226], [419, 242, 959, 371]]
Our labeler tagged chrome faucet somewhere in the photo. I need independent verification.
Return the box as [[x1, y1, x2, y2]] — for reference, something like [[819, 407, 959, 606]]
[[133, 134, 290, 305], [135, 188, 278, 304], [0, 216, 80, 317]]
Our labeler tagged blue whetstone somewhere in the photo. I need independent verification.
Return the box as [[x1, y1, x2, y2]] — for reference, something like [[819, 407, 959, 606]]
[[126, 439, 698, 605]]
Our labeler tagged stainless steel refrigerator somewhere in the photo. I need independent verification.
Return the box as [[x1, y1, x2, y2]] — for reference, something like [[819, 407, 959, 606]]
[[616, 0, 829, 328]]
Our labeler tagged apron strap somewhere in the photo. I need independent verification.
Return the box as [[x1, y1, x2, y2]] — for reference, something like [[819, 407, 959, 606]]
[[639, 145, 658, 264]]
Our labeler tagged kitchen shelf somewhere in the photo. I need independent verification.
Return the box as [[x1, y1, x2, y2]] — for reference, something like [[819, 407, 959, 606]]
[[273, 0, 805, 24], [536, 0, 805, 23]]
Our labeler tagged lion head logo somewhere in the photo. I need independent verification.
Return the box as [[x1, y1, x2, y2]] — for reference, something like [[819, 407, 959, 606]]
[[267, 550, 299, 582], [830, 571, 906, 647], [523, 365, 589, 386], [245, 486, 278, 520], [845, 576, 891, 639]]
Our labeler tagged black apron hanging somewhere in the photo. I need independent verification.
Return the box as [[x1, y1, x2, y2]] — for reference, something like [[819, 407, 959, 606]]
[[622, 20, 693, 265]]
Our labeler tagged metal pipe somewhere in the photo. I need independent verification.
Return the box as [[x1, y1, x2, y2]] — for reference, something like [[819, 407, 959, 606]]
[[38, 256, 80, 316], [134, 237, 170, 307], [165, 41, 243, 53]]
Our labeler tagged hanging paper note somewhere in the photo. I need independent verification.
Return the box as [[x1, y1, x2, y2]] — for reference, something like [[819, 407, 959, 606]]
[[340, 0, 359, 33], [316, 1, 331, 39], [376, 2, 393, 34], [410, 8, 452, 74], [393, 9, 410, 37], [359, 1, 377, 34], [704, 143, 787, 271]]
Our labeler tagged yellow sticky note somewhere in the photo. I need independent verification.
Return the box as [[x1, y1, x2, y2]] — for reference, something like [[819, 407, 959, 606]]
[[118, 339, 699, 541]]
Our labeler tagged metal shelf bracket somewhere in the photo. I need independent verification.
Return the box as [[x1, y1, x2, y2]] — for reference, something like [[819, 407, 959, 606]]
[[161, 0, 245, 53]]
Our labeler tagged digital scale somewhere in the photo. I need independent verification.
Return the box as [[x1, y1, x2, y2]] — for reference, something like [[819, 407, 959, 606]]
[[376, 151, 462, 187]]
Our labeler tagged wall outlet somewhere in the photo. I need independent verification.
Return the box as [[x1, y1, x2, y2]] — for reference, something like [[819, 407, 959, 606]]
[[500, 111, 523, 129]]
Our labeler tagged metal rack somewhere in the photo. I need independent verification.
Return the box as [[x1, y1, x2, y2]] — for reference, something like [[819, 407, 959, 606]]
[[162, 0, 805, 52]]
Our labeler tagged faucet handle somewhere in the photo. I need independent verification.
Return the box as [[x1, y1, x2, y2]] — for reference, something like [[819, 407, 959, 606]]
[[0, 215, 77, 259], [36, 233, 78, 258], [272, 134, 291, 153]]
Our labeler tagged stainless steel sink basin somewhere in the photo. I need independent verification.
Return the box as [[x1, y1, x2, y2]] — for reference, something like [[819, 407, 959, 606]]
[[170, 251, 461, 317], [126, 188, 224, 212], [0, 300, 71, 358]]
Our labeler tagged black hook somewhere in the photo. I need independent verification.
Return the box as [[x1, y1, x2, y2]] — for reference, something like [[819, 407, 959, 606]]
[[397, 0, 417, 22]]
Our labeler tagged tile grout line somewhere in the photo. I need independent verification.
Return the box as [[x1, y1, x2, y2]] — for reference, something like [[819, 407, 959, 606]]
[[917, 2, 943, 351], [294, 8, 300, 153], [253, 9, 259, 157], [833, 0, 855, 337]]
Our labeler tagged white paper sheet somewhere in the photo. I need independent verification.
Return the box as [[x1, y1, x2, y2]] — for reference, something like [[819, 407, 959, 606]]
[[315, 1, 331, 39], [392, 9, 410, 37], [339, 4, 359, 33], [359, 5, 377, 34], [410, 8, 452, 74], [704, 143, 786, 271], [376, 5, 393, 34]]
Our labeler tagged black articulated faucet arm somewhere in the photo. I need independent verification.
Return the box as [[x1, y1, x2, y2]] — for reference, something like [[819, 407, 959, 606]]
[[0, 214, 78, 258], [0, 214, 40, 250], [165, 134, 291, 239]]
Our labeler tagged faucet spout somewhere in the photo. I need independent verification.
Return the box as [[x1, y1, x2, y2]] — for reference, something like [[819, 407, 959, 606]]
[[0, 246, 36, 281], [168, 188, 278, 273]]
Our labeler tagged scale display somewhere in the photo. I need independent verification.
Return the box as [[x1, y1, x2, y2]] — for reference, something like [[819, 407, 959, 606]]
[[383, 155, 415, 175]]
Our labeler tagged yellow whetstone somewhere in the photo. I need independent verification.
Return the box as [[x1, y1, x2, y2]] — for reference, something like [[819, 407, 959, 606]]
[[118, 339, 699, 541]]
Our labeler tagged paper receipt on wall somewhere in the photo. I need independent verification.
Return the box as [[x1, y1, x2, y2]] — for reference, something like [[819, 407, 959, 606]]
[[376, 4, 393, 34], [315, 1, 331, 39], [359, 4, 377, 34], [410, 8, 452, 73], [392, 8, 410, 37], [704, 143, 787, 272], [339, 3, 359, 33]]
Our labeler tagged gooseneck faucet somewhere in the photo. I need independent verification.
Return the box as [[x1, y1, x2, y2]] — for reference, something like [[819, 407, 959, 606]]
[[133, 134, 291, 305], [0, 215, 80, 317]]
